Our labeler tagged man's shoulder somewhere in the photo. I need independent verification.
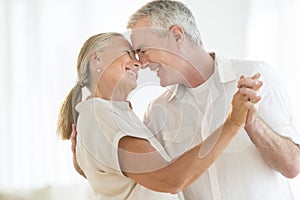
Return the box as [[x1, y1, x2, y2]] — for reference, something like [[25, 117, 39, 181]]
[[144, 85, 178, 122], [149, 85, 177, 106], [230, 58, 268, 70], [221, 57, 270, 77]]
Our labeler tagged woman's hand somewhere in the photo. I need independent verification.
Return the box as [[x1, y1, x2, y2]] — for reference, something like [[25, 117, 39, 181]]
[[227, 73, 263, 128], [71, 124, 86, 178]]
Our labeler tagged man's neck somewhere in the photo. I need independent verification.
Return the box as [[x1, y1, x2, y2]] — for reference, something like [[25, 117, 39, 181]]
[[184, 48, 215, 88]]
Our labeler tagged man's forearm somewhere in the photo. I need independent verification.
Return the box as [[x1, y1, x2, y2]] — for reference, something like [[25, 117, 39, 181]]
[[245, 117, 300, 178]]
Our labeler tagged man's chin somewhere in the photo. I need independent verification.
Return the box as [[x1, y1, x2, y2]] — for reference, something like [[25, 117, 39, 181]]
[[160, 80, 168, 87], [130, 83, 137, 91]]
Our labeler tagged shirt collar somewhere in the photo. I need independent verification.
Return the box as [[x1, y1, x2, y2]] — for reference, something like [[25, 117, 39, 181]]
[[167, 53, 238, 102], [165, 85, 178, 102], [215, 54, 238, 83]]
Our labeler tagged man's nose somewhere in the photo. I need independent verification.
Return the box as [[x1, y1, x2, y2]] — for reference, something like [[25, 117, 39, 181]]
[[139, 57, 149, 69], [140, 63, 149, 69]]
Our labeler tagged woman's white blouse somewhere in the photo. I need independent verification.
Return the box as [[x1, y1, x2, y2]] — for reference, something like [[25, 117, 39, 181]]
[[75, 98, 181, 200]]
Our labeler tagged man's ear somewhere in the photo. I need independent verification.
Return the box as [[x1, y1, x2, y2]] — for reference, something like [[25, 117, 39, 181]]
[[169, 25, 185, 44]]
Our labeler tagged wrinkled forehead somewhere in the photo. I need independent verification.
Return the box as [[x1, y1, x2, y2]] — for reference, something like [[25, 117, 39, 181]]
[[129, 27, 168, 50]]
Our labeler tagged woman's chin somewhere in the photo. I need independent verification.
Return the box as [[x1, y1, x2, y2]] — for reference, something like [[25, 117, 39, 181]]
[[126, 80, 137, 91], [115, 80, 137, 98]]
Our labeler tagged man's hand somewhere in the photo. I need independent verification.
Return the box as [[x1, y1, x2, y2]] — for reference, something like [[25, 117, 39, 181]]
[[71, 124, 86, 178]]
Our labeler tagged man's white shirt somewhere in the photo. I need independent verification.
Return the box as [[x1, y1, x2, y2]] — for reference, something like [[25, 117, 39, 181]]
[[144, 54, 300, 200]]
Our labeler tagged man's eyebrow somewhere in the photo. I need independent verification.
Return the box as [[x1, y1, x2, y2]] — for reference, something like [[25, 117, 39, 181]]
[[134, 46, 146, 51], [128, 46, 134, 51]]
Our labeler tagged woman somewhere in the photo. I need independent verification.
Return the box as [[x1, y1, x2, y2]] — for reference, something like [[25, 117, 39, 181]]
[[57, 33, 261, 199]]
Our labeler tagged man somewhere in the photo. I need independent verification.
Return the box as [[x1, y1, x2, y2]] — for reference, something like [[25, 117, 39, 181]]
[[125, 0, 300, 199], [72, 0, 300, 199]]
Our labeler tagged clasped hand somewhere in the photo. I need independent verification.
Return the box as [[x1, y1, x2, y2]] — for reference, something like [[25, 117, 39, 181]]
[[229, 73, 263, 128]]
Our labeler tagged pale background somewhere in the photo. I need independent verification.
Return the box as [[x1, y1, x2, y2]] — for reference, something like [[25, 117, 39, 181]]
[[0, 0, 299, 199]]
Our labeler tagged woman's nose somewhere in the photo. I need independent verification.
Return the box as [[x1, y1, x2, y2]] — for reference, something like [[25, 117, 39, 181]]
[[133, 59, 141, 69]]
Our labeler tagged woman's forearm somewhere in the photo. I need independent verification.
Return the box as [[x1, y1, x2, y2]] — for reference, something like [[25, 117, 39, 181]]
[[119, 120, 241, 193]]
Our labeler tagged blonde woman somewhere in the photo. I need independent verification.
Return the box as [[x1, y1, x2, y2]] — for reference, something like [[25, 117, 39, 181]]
[[57, 33, 261, 200]]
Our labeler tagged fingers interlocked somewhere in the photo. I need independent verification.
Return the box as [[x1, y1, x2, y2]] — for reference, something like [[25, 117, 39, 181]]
[[238, 73, 263, 107]]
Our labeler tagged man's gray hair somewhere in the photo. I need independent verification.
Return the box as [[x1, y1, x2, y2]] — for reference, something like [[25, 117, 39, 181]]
[[127, 0, 202, 45]]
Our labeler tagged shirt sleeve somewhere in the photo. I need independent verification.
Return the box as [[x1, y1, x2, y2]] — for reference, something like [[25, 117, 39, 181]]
[[114, 111, 172, 163], [253, 62, 300, 144]]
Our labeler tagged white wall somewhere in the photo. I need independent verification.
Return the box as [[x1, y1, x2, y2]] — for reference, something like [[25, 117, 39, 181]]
[[185, 0, 250, 58]]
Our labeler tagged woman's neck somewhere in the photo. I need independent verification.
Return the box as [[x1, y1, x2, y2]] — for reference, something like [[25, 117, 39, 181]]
[[93, 86, 128, 102]]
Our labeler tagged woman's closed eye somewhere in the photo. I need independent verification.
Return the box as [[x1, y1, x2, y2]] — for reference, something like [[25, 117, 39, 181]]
[[124, 50, 138, 60]]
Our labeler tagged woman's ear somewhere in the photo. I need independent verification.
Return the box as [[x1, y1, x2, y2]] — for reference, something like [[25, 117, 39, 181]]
[[89, 51, 102, 67], [89, 51, 103, 73], [169, 25, 185, 45]]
